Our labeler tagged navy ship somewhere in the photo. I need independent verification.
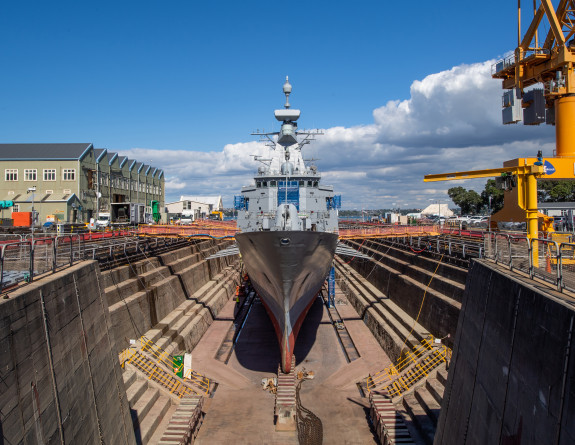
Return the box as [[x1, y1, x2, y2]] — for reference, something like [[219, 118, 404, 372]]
[[234, 78, 340, 373]]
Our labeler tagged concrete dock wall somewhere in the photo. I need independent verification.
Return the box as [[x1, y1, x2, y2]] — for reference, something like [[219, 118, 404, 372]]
[[344, 240, 463, 347], [103, 240, 235, 352], [0, 261, 136, 445], [435, 260, 575, 445]]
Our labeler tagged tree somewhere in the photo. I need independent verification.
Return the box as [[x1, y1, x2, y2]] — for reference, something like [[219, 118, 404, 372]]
[[538, 179, 575, 202], [448, 187, 483, 214], [481, 179, 504, 214]]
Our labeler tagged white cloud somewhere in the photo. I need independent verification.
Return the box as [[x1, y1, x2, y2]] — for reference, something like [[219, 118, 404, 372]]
[[164, 178, 187, 191], [119, 59, 555, 209]]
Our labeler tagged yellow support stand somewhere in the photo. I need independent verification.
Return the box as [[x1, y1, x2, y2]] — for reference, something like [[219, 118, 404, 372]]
[[556, 96, 575, 157], [526, 173, 539, 267], [424, 162, 545, 267]]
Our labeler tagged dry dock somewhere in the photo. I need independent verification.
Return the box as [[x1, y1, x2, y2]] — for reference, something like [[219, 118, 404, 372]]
[[2, 232, 575, 444], [192, 284, 391, 444]]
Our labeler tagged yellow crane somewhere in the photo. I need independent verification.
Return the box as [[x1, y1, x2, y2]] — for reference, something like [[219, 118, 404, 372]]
[[425, 0, 575, 266]]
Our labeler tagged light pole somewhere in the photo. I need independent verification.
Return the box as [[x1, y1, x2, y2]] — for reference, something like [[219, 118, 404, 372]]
[[27, 186, 36, 239], [488, 195, 492, 232], [429, 198, 441, 224]]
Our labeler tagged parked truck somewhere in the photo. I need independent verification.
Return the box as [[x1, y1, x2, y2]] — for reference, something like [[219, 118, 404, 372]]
[[96, 212, 111, 229], [99, 203, 146, 228]]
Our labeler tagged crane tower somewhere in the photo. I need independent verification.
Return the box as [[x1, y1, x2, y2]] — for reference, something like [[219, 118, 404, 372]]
[[493, 0, 575, 157]]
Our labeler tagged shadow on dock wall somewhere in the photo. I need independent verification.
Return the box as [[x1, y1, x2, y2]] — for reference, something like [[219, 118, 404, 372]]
[[0, 261, 136, 445], [435, 259, 575, 444]]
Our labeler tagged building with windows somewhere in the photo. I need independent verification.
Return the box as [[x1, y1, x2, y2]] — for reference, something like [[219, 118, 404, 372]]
[[0, 143, 164, 224], [165, 195, 223, 221]]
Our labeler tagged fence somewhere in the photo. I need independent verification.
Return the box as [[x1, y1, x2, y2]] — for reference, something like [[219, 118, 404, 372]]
[[6, 227, 575, 295], [0, 234, 187, 292], [382, 231, 575, 293], [376, 233, 485, 261], [482, 232, 575, 293]]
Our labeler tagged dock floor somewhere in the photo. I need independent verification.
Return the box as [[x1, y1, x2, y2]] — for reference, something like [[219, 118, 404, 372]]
[[193, 286, 392, 444]]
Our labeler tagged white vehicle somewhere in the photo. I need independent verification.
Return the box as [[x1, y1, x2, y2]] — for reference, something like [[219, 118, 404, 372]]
[[96, 213, 111, 228], [468, 215, 489, 227]]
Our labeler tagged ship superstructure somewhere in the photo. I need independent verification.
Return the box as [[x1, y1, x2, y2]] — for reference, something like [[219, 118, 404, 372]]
[[234, 77, 340, 373]]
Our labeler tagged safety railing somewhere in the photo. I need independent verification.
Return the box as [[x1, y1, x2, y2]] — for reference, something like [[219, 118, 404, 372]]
[[0, 234, 188, 292], [140, 336, 210, 395], [372, 231, 575, 293], [384, 345, 451, 399], [366, 336, 435, 391], [492, 54, 516, 75], [483, 233, 570, 292], [0, 235, 85, 291], [366, 336, 451, 397], [120, 347, 199, 398], [367, 233, 484, 261]]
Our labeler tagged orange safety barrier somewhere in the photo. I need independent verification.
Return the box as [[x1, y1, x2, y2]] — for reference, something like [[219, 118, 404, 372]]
[[138, 223, 439, 240], [138, 224, 238, 239], [339, 225, 439, 239]]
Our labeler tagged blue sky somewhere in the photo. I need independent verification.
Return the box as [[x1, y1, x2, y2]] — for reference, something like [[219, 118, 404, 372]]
[[0, 1, 557, 209]]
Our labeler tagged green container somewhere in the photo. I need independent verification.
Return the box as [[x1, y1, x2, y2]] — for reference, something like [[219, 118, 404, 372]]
[[173, 355, 184, 377]]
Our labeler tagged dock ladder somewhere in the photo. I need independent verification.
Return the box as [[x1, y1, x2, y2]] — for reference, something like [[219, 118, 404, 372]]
[[366, 336, 451, 398]]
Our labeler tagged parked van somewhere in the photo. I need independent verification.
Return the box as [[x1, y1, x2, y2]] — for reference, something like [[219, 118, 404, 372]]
[[96, 212, 111, 229]]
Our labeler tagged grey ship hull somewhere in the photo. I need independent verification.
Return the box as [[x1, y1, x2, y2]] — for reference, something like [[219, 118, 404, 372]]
[[235, 230, 338, 373]]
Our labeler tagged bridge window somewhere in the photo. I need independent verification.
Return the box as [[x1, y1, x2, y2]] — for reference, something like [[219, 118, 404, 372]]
[[278, 180, 299, 210]]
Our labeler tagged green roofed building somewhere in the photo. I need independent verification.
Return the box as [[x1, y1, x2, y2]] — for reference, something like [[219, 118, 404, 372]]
[[0, 143, 164, 225]]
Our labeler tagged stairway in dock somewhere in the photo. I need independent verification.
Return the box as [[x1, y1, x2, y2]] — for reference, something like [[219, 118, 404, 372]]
[[334, 235, 467, 444], [123, 368, 178, 444], [105, 239, 240, 444]]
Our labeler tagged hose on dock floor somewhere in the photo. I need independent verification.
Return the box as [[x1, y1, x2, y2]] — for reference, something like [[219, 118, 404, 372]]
[[296, 379, 323, 444]]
